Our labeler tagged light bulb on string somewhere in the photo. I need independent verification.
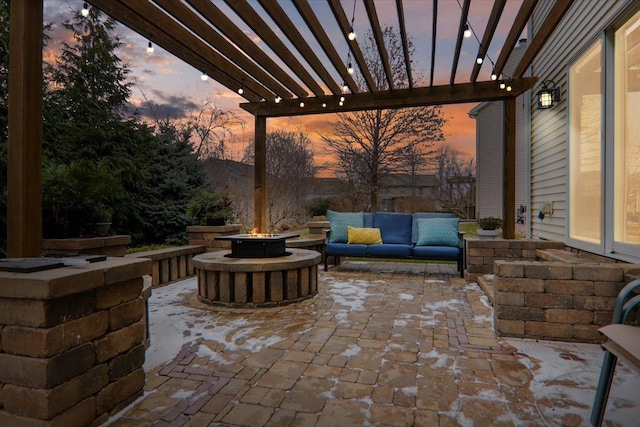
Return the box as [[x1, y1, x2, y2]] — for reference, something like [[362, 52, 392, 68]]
[[299, 101, 305, 108], [146, 41, 154, 54], [491, 71, 498, 81], [201, 70, 208, 81], [506, 84, 512, 92], [348, 28, 356, 41], [347, 62, 354, 75], [81, 2, 89, 17], [322, 102, 327, 108], [476, 56, 483, 65], [464, 24, 471, 38], [340, 96, 345, 102], [499, 81, 506, 90], [275, 96, 281, 103], [238, 87, 244, 95]]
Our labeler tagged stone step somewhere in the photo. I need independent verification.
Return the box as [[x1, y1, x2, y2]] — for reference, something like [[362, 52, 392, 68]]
[[477, 274, 494, 306], [536, 248, 589, 264]]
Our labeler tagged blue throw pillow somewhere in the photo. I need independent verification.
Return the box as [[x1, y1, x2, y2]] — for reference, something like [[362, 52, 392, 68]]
[[327, 210, 364, 243], [416, 218, 460, 247]]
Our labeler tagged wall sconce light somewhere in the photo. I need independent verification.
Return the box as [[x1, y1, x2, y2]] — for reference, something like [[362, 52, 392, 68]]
[[537, 80, 560, 109]]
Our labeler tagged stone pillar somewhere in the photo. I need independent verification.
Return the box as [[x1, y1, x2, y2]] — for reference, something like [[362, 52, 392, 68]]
[[186, 224, 242, 252], [0, 257, 152, 426]]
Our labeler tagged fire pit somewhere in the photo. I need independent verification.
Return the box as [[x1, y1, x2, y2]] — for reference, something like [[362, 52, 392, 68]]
[[215, 233, 299, 258]]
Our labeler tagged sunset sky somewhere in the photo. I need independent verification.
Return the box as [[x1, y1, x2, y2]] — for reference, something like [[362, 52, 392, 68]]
[[43, 1, 525, 174]]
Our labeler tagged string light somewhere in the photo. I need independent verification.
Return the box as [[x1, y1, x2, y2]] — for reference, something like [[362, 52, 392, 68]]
[[491, 71, 498, 81], [506, 83, 512, 92], [237, 87, 244, 95], [499, 81, 506, 90], [201, 70, 208, 81], [299, 101, 305, 107], [348, 28, 356, 41], [342, 82, 348, 93], [347, 62, 354, 75], [146, 41, 154, 54], [322, 102, 327, 108], [81, 2, 89, 17], [476, 56, 483, 65], [275, 96, 281, 103], [340, 96, 345, 102], [339, 101, 344, 106], [464, 24, 471, 38]]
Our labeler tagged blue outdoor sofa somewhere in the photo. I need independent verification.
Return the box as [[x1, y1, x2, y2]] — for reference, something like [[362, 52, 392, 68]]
[[324, 211, 465, 277]]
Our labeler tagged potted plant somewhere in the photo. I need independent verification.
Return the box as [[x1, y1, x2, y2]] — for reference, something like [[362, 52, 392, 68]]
[[477, 217, 502, 237]]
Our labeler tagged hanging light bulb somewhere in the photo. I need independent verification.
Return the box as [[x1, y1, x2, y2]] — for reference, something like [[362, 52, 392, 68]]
[[340, 96, 345, 102], [201, 70, 208, 81], [237, 87, 244, 95], [506, 84, 512, 92], [347, 62, 354, 75], [476, 56, 483, 65], [299, 101, 305, 107], [322, 102, 327, 108], [491, 71, 498, 81], [342, 82, 348, 93], [81, 2, 89, 17], [146, 41, 154, 54], [339, 101, 344, 106], [464, 24, 471, 38], [348, 28, 356, 41], [499, 81, 506, 90], [275, 96, 281, 103]]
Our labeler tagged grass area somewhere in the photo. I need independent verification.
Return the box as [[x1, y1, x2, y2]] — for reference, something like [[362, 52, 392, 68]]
[[126, 244, 173, 254], [459, 221, 503, 238]]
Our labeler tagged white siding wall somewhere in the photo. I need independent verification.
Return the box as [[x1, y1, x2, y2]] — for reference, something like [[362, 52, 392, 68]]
[[530, 0, 634, 241], [474, 102, 503, 219]]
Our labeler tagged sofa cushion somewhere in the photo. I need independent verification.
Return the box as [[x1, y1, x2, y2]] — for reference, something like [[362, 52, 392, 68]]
[[348, 226, 382, 244], [416, 218, 460, 247], [411, 212, 455, 244], [412, 245, 460, 260], [326, 242, 368, 257], [327, 210, 364, 243], [366, 244, 413, 258], [373, 213, 413, 244], [416, 218, 460, 246]]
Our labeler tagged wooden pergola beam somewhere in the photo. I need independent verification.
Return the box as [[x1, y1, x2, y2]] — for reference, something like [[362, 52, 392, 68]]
[[224, 0, 324, 98], [153, 0, 293, 100], [450, 0, 471, 86], [292, 0, 359, 94], [470, 0, 507, 83], [185, 0, 308, 100], [396, 0, 413, 89], [513, 0, 575, 78], [364, 0, 394, 90], [257, 0, 342, 96], [89, 0, 266, 102], [7, 0, 43, 257], [494, 0, 538, 79], [430, 0, 438, 86], [327, 0, 377, 92], [241, 77, 538, 117]]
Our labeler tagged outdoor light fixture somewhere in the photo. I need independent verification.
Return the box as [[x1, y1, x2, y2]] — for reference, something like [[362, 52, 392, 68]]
[[464, 24, 471, 38], [348, 28, 356, 40], [536, 80, 560, 109], [201, 70, 208, 81], [322, 102, 327, 108], [339, 101, 344, 106], [347, 62, 354, 75], [275, 96, 281, 103], [237, 87, 244, 95], [146, 41, 154, 54], [342, 82, 348, 93], [81, 2, 89, 17], [499, 81, 506, 90], [340, 96, 345, 102], [491, 71, 498, 81], [476, 56, 483, 65], [506, 84, 512, 92], [299, 101, 305, 107]]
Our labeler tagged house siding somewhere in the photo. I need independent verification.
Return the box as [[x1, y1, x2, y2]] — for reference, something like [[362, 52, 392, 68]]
[[530, 0, 634, 242], [474, 101, 503, 219]]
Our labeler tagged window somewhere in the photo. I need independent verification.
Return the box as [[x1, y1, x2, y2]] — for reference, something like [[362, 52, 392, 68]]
[[569, 40, 602, 245], [614, 10, 640, 245]]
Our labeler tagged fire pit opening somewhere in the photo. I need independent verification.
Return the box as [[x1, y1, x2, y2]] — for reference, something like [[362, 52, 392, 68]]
[[215, 233, 299, 258]]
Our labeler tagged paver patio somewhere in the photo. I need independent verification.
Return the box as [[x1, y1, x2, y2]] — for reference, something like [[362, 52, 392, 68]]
[[103, 261, 639, 426]]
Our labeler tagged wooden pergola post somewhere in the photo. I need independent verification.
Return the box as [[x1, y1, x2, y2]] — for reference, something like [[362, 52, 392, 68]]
[[502, 97, 516, 239], [254, 115, 267, 232], [7, 0, 43, 257]]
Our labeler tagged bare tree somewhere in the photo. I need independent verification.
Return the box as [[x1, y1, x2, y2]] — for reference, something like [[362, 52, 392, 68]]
[[322, 26, 445, 211], [183, 100, 244, 160], [244, 130, 317, 231], [432, 145, 475, 217]]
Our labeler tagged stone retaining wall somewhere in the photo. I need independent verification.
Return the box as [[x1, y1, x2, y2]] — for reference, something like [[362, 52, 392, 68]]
[[465, 238, 565, 282], [0, 257, 151, 426], [126, 245, 205, 287], [493, 260, 640, 343]]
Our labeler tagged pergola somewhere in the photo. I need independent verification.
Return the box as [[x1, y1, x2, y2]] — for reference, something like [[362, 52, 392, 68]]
[[7, 0, 574, 257]]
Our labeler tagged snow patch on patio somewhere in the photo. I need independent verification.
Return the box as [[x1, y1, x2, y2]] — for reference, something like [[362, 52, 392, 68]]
[[508, 338, 640, 426], [398, 293, 415, 301]]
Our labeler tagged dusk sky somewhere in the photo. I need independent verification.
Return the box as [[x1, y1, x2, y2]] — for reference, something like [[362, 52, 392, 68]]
[[44, 0, 526, 172]]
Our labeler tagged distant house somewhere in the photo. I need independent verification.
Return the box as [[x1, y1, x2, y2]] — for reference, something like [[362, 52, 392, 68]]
[[469, 39, 530, 223]]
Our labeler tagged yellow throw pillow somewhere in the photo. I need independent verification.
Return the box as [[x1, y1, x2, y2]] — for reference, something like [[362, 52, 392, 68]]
[[347, 226, 382, 244]]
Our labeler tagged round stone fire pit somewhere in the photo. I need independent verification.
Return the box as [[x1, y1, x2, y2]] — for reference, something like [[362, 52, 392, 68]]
[[193, 249, 321, 308]]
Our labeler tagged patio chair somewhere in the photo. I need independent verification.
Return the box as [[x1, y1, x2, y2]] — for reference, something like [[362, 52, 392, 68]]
[[590, 278, 640, 426]]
